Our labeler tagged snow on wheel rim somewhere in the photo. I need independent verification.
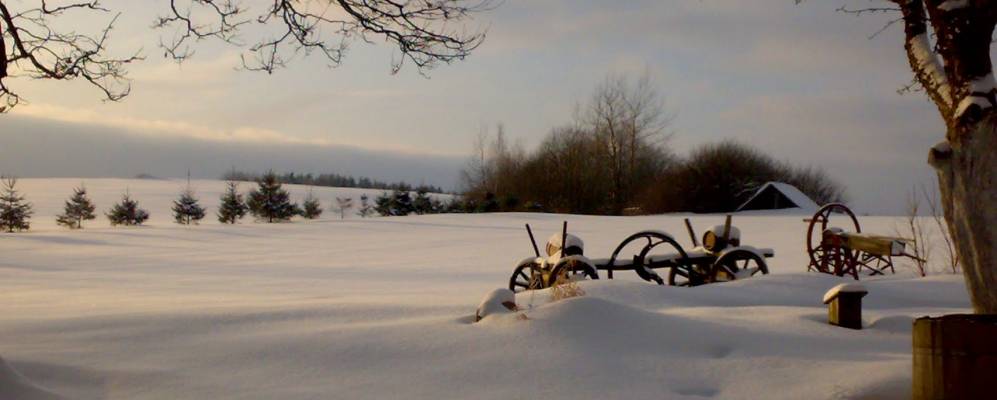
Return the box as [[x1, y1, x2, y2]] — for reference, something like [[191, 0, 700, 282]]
[[508, 259, 543, 293], [712, 249, 768, 283], [550, 255, 599, 284]]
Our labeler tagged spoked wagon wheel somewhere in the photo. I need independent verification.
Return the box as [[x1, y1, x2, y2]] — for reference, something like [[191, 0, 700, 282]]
[[711, 249, 769, 283], [549, 256, 599, 285], [806, 203, 860, 274], [668, 263, 712, 287], [607, 231, 688, 284], [508, 258, 544, 293]]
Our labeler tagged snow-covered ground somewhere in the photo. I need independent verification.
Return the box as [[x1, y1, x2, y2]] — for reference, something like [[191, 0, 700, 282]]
[[0, 179, 969, 399]]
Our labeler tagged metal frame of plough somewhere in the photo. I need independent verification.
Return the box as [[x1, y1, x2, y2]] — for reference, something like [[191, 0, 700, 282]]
[[508, 216, 774, 293]]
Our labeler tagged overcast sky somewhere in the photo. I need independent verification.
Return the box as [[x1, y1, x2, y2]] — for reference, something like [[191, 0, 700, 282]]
[[0, 1, 957, 214]]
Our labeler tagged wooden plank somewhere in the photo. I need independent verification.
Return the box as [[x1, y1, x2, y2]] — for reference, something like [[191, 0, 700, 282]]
[[838, 232, 907, 256]]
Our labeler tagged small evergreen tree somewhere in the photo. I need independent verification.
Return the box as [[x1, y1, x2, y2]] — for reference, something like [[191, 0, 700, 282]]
[[357, 193, 376, 217], [0, 177, 33, 232], [374, 192, 392, 216], [333, 197, 353, 219], [413, 189, 433, 214], [56, 186, 97, 229], [172, 188, 206, 225], [391, 189, 413, 216], [107, 193, 149, 226], [301, 190, 323, 219], [247, 171, 297, 222], [373, 190, 416, 216], [217, 181, 248, 224]]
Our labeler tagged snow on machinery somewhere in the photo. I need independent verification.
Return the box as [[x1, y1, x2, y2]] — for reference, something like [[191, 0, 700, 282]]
[[804, 203, 921, 279], [508, 216, 774, 292]]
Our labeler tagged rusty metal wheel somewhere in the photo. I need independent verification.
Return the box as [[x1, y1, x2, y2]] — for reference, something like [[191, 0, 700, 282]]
[[806, 203, 860, 275], [508, 258, 544, 293], [549, 255, 599, 285], [606, 231, 688, 284], [711, 249, 769, 283], [668, 262, 712, 287]]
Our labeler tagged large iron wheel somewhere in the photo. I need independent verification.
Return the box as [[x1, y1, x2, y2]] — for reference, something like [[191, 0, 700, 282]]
[[549, 255, 599, 285], [806, 203, 860, 274], [711, 249, 769, 282], [508, 258, 544, 293], [607, 231, 688, 284], [668, 262, 712, 287]]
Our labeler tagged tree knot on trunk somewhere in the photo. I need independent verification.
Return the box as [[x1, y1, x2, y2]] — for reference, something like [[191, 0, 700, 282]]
[[954, 90, 997, 127], [929, 140, 954, 171]]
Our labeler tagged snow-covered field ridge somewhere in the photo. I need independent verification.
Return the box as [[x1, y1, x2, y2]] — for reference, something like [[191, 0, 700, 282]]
[[0, 179, 970, 399]]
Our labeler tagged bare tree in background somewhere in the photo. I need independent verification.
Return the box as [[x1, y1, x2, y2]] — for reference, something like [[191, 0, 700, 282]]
[[923, 183, 959, 274], [831, 1, 997, 313], [0, 0, 493, 112], [897, 186, 931, 277], [585, 72, 673, 213], [333, 196, 353, 220]]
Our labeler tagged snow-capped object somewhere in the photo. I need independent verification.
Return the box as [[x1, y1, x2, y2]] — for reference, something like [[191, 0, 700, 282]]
[[475, 288, 518, 322], [908, 33, 952, 105], [932, 141, 952, 155], [968, 73, 996, 93], [545, 233, 584, 257], [736, 182, 819, 213], [823, 283, 868, 304], [954, 95, 992, 120], [939, 0, 969, 11], [823, 227, 845, 236], [706, 225, 741, 241]]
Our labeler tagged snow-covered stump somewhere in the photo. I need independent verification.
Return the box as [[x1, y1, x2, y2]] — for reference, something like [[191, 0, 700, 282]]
[[475, 288, 518, 322], [912, 315, 997, 400], [822, 284, 867, 330]]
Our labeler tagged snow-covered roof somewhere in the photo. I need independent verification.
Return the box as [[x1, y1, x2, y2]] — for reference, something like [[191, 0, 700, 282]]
[[736, 182, 819, 212]]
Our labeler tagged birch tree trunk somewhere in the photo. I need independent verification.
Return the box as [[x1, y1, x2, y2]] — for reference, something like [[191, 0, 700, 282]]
[[894, 1, 997, 313]]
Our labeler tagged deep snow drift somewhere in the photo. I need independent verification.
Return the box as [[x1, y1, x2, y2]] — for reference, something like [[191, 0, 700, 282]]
[[0, 179, 970, 399]]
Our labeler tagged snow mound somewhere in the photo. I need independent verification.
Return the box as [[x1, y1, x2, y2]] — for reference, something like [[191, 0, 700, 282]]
[[475, 288, 517, 321], [0, 356, 62, 400]]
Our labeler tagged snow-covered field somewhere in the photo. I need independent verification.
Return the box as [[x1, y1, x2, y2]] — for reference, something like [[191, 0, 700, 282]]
[[1, 179, 970, 399]]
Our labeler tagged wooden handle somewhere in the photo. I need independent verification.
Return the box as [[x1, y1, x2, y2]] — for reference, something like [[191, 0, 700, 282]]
[[525, 223, 540, 257], [684, 218, 699, 247], [722, 215, 732, 241]]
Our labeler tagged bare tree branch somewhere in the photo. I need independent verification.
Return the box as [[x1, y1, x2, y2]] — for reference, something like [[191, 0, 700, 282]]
[[893, 0, 954, 122], [0, 0, 142, 112], [156, 0, 495, 75], [0, 0, 493, 113]]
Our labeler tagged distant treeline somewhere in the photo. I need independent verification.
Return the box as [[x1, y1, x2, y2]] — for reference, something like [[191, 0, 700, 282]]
[[222, 170, 445, 194], [460, 74, 847, 215]]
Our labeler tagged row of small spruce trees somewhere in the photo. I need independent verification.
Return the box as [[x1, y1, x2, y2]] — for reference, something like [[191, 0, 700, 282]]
[[0, 172, 453, 232]]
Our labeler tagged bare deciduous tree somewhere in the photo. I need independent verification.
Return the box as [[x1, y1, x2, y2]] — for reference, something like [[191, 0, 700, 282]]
[[584, 72, 673, 213], [333, 196, 353, 219], [897, 186, 931, 277], [0, 0, 493, 112], [923, 183, 959, 274], [835, 1, 997, 313]]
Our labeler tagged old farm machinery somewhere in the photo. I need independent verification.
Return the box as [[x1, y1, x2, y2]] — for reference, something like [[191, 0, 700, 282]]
[[508, 217, 774, 293], [805, 203, 919, 279]]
